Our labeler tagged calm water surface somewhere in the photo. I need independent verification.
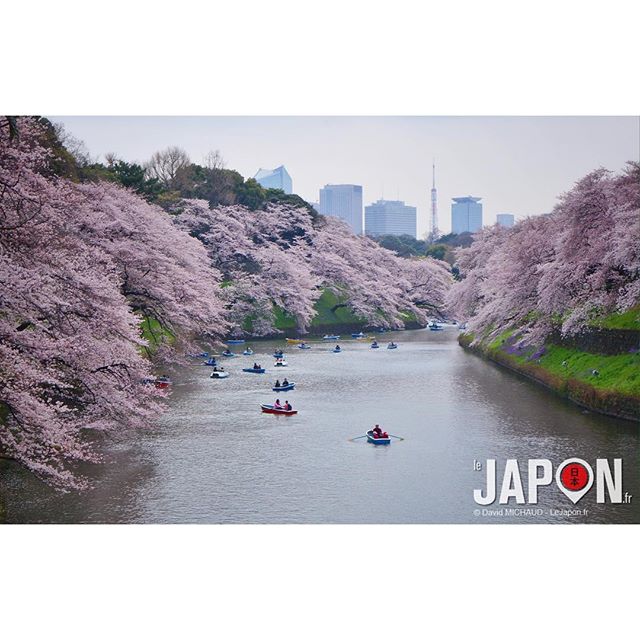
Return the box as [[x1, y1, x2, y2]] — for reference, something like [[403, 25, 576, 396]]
[[1, 329, 638, 523]]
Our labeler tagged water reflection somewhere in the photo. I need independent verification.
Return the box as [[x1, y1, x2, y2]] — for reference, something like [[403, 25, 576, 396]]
[[1, 329, 638, 523]]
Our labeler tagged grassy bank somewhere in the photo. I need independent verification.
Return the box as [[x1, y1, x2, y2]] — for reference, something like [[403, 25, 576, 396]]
[[269, 289, 367, 333], [590, 304, 640, 330], [459, 326, 640, 422]]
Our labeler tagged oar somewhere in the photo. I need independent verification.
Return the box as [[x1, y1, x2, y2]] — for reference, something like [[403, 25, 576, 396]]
[[388, 434, 405, 440], [349, 435, 368, 441]]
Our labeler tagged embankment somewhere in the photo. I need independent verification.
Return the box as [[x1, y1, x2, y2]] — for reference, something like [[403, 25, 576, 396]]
[[459, 328, 640, 422]]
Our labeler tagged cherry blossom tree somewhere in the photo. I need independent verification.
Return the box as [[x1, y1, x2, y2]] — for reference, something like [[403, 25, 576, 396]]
[[448, 164, 640, 345], [0, 118, 226, 488], [177, 199, 452, 335]]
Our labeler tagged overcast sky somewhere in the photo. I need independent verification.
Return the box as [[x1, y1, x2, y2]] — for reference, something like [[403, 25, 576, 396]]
[[53, 116, 638, 237]]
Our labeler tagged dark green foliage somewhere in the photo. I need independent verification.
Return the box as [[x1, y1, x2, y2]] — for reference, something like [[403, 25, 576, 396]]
[[373, 234, 427, 257], [233, 177, 265, 210], [436, 231, 474, 248], [425, 243, 447, 260], [173, 164, 242, 207]]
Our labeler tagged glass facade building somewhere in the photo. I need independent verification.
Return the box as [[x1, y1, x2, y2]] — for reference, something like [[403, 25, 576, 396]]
[[253, 165, 293, 194], [364, 199, 417, 238], [319, 184, 363, 234], [496, 213, 515, 228], [451, 196, 483, 234]]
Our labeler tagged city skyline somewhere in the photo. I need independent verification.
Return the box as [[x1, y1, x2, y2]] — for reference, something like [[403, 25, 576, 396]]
[[51, 116, 638, 237]]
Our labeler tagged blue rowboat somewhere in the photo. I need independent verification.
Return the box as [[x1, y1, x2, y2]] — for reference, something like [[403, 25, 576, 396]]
[[322, 335, 340, 341], [242, 349, 254, 355], [272, 353, 285, 358], [243, 367, 265, 374], [351, 332, 364, 338], [203, 358, 218, 366], [222, 352, 237, 357], [226, 339, 245, 344], [332, 347, 342, 353], [428, 324, 443, 331], [366, 430, 391, 445], [298, 344, 311, 350], [272, 382, 295, 391]]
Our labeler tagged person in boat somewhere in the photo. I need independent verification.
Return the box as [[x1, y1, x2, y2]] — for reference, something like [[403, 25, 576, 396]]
[[224, 349, 232, 355], [372, 340, 378, 347], [283, 401, 292, 411], [274, 398, 283, 409], [275, 379, 281, 387], [282, 378, 289, 386], [372, 424, 388, 439], [253, 362, 260, 369], [335, 345, 341, 351]]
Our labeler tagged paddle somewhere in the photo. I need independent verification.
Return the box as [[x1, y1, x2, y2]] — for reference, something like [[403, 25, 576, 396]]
[[388, 434, 405, 440], [349, 435, 368, 441]]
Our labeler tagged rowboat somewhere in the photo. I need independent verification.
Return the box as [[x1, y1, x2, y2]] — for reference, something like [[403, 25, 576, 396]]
[[387, 343, 398, 349], [272, 353, 285, 358], [297, 344, 311, 350], [322, 335, 340, 341], [203, 358, 218, 366], [154, 376, 172, 390], [272, 382, 295, 391], [366, 430, 391, 445], [351, 332, 365, 339], [242, 348, 254, 355], [222, 352, 237, 357], [285, 338, 303, 344], [331, 347, 342, 353], [209, 370, 229, 379], [243, 367, 265, 374], [188, 351, 209, 358], [370, 343, 379, 349], [226, 339, 245, 344], [274, 361, 288, 367], [261, 404, 297, 415]]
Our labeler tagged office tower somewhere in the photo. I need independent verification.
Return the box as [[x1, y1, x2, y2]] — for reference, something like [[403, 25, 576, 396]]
[[451, 196, 483, 234], [364, 199, 417, 237], [319, 184, 363, 234], [496, 213, 515, 228], [253, 165, 293, 194]]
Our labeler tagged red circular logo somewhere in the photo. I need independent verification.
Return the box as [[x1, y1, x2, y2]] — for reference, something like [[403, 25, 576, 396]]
[[560, 462, 590, 492]]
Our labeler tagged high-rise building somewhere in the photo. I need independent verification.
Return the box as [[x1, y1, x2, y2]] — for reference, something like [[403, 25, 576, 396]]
[[319, 184, 363, 234], [496, 213, 515, 228], [451, 196, 483, 234], [364, 199, 417, 238], [253, 165, 293, 194]]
